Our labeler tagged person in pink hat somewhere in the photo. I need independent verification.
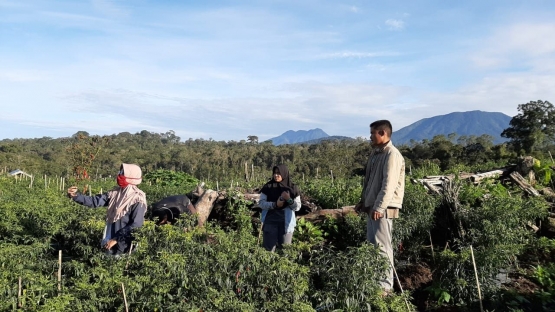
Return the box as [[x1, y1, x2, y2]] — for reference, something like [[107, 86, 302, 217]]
[[67, 163, 147, 255]]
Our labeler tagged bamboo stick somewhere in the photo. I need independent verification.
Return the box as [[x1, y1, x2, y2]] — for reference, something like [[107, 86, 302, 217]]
[[429, 231, 435, 263], [58, 250, 62, 293], [470, 246, 484, 312], [125, 244, 134, 271], [257, 222, 264, 246], [18, 277, 22, 308], [387, 255, 412, 312], [121, 282, 129, 312]]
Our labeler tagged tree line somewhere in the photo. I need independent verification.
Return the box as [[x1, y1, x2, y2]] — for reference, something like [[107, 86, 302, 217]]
[[0, 100, 552, 184]]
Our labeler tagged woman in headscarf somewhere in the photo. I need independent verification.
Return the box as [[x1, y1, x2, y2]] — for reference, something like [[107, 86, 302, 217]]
[[258, 164, 301, 251], [67, 163, 147, 255]]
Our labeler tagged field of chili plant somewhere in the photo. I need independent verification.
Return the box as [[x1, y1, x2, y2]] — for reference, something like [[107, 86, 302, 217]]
[[1, 166, 554, 311]]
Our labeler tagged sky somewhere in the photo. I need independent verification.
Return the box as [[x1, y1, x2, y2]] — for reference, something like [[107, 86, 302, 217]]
[[1, 0, 554, 142]]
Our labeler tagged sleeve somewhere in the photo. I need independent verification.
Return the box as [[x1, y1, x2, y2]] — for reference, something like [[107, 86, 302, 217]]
[[287, 195, 301, 212], [72, 193, 109, 208], [258, 192, 275, 210], [372, 151, 403, 214], [113, 202, 147, 240]]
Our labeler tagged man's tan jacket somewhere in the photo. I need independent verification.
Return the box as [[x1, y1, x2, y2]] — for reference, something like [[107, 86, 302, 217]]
[[362, 141, 405, 215]]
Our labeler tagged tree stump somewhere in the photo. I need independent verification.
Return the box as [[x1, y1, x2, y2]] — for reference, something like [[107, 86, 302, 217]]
[[194, 187, 219, 227]]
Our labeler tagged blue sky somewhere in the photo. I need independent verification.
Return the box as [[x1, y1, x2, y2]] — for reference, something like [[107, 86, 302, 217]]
[[1, 0, 554, 141]]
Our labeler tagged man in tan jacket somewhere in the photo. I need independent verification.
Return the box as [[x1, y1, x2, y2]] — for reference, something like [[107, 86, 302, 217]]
[[356, 120, 405, 294]]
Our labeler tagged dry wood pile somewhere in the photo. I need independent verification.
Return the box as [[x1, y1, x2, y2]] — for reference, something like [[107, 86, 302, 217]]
[[412, 157, 539, 196], [181, 156, 554, 226]]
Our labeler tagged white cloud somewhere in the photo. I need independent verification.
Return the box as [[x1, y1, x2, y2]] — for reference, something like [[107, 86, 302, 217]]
[[471, 22, 555, 70], [385, 19, 404, 30], [420, 73, 555, 117]]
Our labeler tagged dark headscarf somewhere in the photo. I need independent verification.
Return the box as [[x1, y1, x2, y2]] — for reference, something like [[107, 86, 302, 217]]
[[260, 164, 301, 202]]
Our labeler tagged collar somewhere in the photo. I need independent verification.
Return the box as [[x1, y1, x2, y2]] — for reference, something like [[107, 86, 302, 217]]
[[372, 140, 393, 154]]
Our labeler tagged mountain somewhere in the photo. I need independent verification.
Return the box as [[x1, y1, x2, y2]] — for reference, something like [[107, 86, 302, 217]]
[[393, 110, 512, 145], [267, 128, 330, 145]]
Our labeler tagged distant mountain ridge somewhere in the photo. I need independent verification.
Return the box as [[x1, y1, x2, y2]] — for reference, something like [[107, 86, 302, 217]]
[[267, 128, 330, 145], [392, 110, 512, 145], [267, 111, 512, 146]]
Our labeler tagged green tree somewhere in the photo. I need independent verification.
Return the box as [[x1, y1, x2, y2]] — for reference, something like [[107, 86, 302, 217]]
[[501, 100, 555, 153], [247, 135, 258, 144]]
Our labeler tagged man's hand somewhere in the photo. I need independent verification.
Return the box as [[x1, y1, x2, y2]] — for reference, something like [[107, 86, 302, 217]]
[[67, 186, 78, 198], [371, 210, 384, 220], [104, 239, 117, 250]]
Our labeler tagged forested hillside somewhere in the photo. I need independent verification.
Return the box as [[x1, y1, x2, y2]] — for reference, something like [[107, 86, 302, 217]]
[[0, 129, 522, 184]]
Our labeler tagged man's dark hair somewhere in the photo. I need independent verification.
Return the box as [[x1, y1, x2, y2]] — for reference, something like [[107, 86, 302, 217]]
[[370, 120, 393, 136]]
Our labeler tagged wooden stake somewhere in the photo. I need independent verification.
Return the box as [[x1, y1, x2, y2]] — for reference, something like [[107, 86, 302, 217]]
[[429, 231, 435, 263], [470, 246, 484, 312], [244, 162, 249, 182], [387, 254, 412, 312], [18, 276, 22, 308], [58, 250, 62, 293], [257, 222, 264, 246], [125, 244, 134, 271], [45, 175, 47, 189], [121, 282, 129, 312]]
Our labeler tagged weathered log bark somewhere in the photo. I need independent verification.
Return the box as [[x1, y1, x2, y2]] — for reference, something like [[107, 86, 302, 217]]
[[243, 193, 260, 202], [526, 221, 540, 232], [516, 156, 536, 176], [470, 169, 508, 183], [423, 181, 441, 194], [509, 171, 540, 196], [194, 188, 219, 226], [299, 206, 357, 222], [540, 187, 555, 202]]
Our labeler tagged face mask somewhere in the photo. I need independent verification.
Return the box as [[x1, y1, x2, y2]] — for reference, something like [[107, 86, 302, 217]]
[[117, 174, 129, 188]]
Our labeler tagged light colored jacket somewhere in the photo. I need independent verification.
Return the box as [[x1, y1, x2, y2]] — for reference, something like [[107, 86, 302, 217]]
[[259, 193, 302, 233], [362, 140, 405, 214]]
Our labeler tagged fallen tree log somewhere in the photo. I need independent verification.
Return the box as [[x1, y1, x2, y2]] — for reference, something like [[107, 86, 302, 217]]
[[194, 186, 219, 227], [470, 169, 508, 183], [423, 181, 441, 195], [509, 171, 540, 196], [299, 206, 357, 222]]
